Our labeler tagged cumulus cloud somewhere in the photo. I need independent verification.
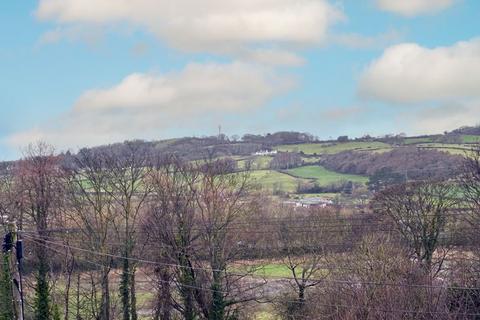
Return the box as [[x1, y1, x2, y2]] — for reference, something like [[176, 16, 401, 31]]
[[38, 25, 105, 46], [403, 101, 480, 134], [6, 62, 294, 149], [35, 0, 343, 63], [375, 0, 454, 16], [359, 38, 480, 103], [239, 48, 305, 67], [330, 30, 403, 49]]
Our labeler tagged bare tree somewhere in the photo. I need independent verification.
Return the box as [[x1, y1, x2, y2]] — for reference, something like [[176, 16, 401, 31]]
[[454, 144, 480, 315], [460, 145, 480, 244], [319, 234, 448, 320], [103, 141, 152, 320], [371, 181, 457, 276], [193, 156, 261, 320], [274, 206, 346, 318], [63, 148, 119, 320], [143, 155, 201, 320], [14, 142, 65, 320]]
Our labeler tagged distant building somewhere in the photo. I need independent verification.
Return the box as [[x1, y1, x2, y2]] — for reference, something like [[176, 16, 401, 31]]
[[253, 150, 278, 156], [284, 197, 333, 209]]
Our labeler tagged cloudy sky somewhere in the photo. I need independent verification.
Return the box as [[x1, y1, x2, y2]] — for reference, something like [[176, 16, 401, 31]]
[[1, 0, 479, 159]]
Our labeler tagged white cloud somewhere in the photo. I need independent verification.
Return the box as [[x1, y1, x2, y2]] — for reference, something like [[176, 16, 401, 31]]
[[375, 0, 454, 16], [359, 38, 480, 103], [404, 101, 480, 134], [38, 25, 104, 46], [6, 62, 294, 149], [330, 30, 403, 49], [36, 0, 343, 62], [239, 49, 305, 66]]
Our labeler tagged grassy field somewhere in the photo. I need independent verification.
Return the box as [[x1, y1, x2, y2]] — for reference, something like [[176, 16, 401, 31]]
[[404, 137, 433, 144], [286, 165, 368, 186], [233, 262, 295, 278], [275, 141, 391, 155], [417, 143, 472, 155], [254, 264, 295, 278], [461, 135, 480, 143], [237, 155, 273, 170], [290, 192, 339, 199], [250, 170, 310, 193]]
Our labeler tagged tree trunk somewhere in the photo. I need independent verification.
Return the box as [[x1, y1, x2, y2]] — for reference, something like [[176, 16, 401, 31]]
[[130, 270, 137, 320], [153, 267, 172, 320], [100, 267, 110, 320], [76, 273, 81, 320], [120, 255, 130, 320], [209, 269, 225, 320], [298, 285, 305, 303], [34, 239, 50, 320], [179, 253, 196, 320]]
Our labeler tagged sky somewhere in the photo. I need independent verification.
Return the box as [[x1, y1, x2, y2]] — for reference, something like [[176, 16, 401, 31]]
[[1, 0, 479, 160]]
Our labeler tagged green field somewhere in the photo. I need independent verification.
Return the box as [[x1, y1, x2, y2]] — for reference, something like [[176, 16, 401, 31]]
[[302, 156, 321, 164], [286, 165, 368, 186], [461, 135, 480, 143], [417, 143, 472, 155], [275, 141, 391, 155], [250, 170, 309, 193], [404, 137, 433, 145], [234, 263, 295, 278], [237, 155, 272, 170]]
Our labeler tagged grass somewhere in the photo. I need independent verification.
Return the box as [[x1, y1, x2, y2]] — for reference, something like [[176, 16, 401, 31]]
[[302, 156, 321, 164], [286, 165, 368, 186], [275, 141, 390, 155], [255, 310, 278, 320], [233, 262, 297, 278], [403, 137, 433, 145], [461, 135, 480, 143], [417, 143, 472, 155], [237, 155, 273, 170], [255, 264, 295, 278], [250, 170, 309, 193]]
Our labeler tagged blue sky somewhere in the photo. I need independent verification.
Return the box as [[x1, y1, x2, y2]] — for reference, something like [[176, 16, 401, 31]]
[[1, 0, 479, 160]]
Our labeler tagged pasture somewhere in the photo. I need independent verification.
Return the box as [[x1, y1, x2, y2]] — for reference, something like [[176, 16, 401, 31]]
[[286, 165, 368, 186], [417, 143, 472, 155], [250, 170, 310, 193], [461, 134, 480, 143], [275, 141, 391, 155]]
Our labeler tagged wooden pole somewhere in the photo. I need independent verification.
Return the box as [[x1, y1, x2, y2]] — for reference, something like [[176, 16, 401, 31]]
[[8, 222, 23, 320]]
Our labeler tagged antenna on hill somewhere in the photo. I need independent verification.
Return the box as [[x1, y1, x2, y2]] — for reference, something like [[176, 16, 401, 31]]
[[218, 125, 222, 137]]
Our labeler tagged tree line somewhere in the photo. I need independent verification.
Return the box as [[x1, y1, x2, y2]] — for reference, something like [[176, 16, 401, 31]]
[[1, 142, 480, 319]]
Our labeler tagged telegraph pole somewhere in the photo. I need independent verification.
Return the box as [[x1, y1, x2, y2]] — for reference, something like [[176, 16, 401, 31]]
[[7, 222, 24, 320]]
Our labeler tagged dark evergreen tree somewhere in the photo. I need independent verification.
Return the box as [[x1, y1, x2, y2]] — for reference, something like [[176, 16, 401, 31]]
[[34, 259, 51, 320], [0, 253, 14, 320]]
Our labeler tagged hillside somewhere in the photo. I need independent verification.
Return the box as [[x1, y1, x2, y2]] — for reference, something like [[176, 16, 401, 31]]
[[2, 126, 478, 200]]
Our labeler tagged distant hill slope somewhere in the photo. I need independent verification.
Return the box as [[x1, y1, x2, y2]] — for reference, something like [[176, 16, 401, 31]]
[[1, 126, 478, 196]]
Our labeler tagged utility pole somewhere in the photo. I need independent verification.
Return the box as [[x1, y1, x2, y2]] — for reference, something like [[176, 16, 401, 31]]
[[7, 222, 24, 320]]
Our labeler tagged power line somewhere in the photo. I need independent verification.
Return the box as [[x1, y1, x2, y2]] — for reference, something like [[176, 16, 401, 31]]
[[21, 234, 480, 291]]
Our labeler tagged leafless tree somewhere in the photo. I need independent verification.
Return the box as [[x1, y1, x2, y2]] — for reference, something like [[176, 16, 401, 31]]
[[273, 206, 346, 318], [103, 141, 152, 320], [14, 142, 66, 319], [143, 155, 201, 320], [63, 148, 119, 320], [460, 145, 480, 245], [371, 181, 457, 276], [319, 234, 450, 320], [193, 156, 261, 320]]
